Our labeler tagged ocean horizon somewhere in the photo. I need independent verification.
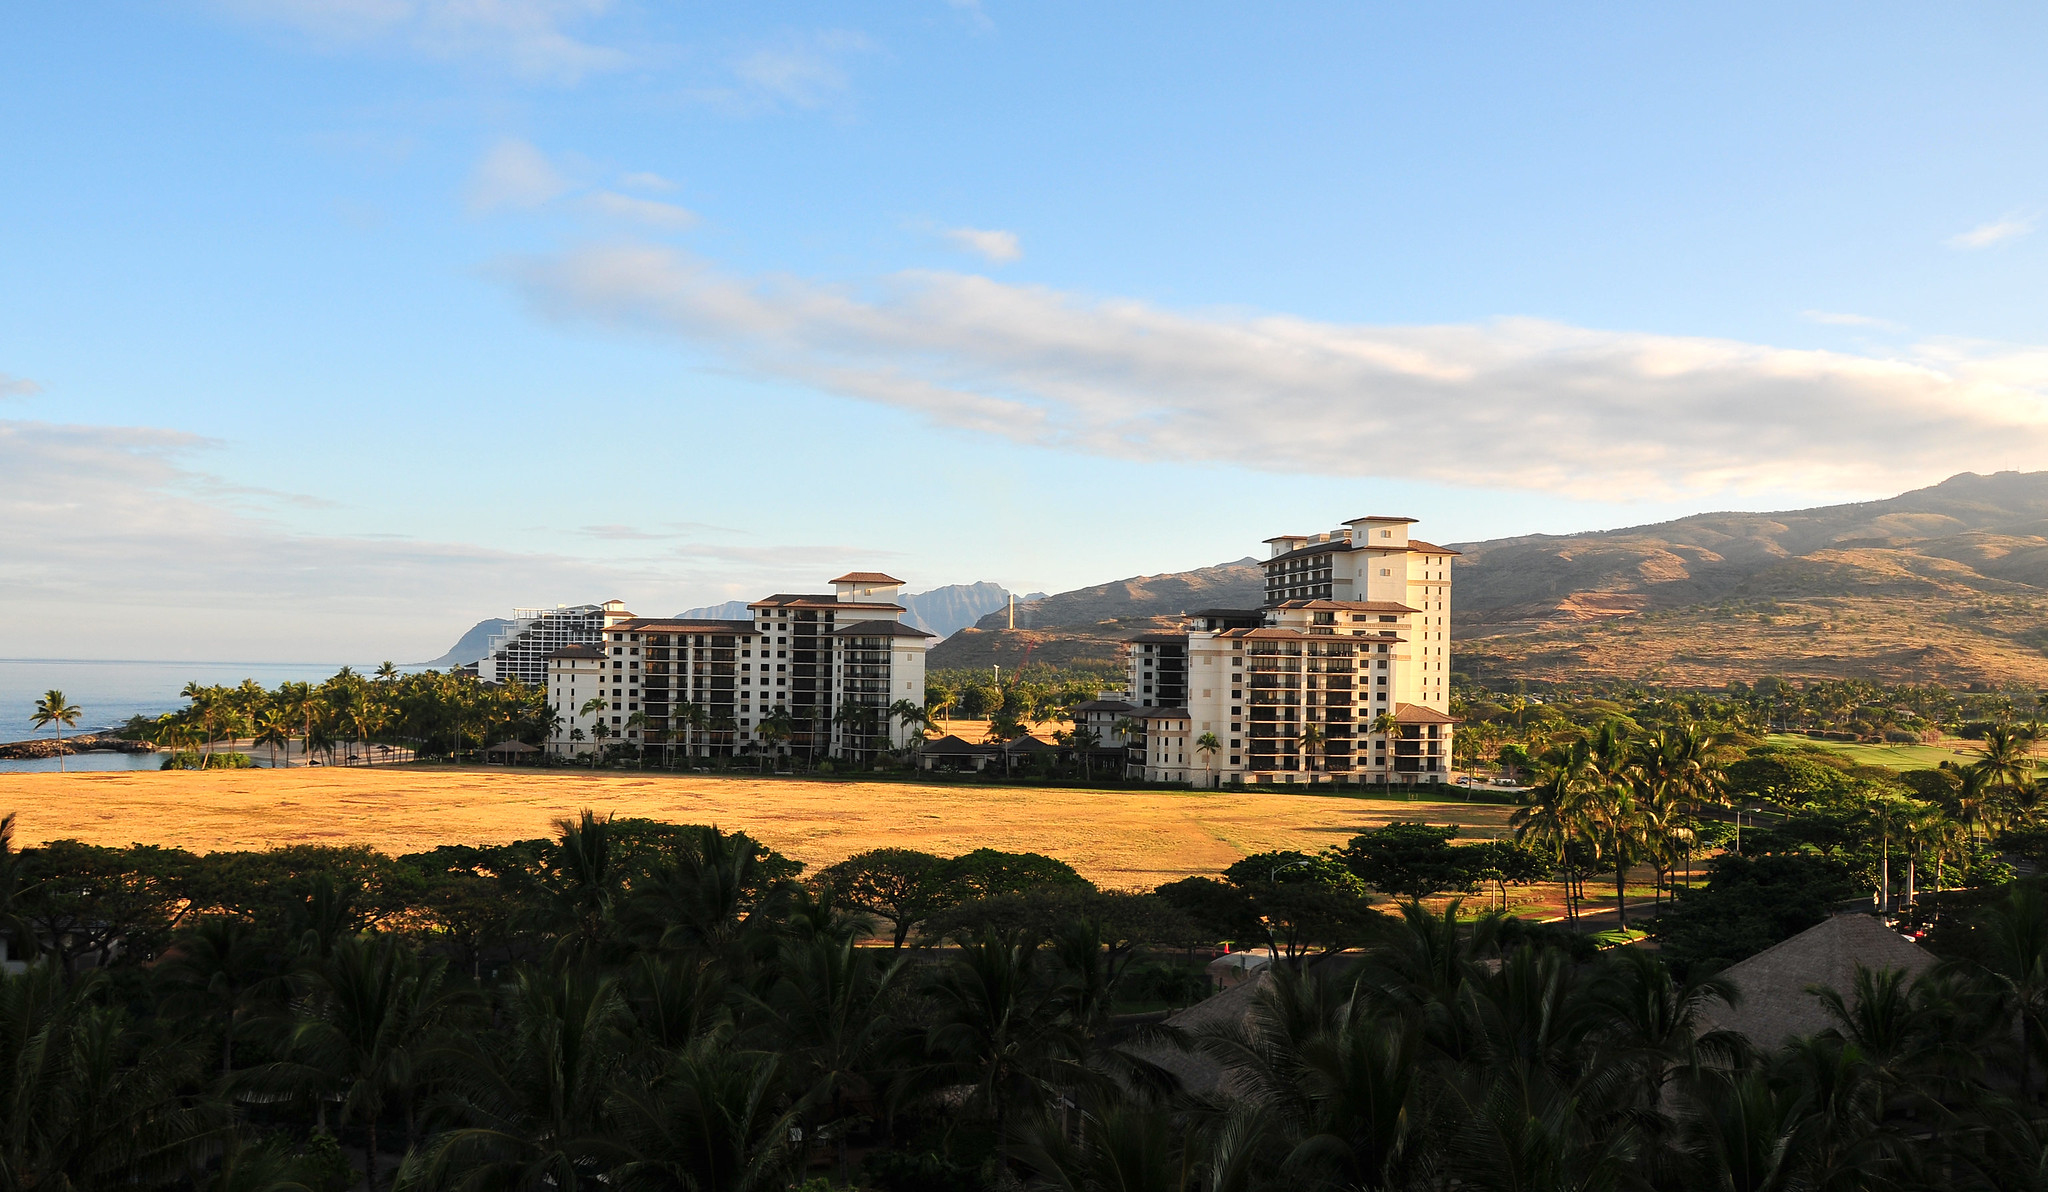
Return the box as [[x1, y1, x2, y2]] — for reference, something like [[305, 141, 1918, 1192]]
[[0, 657, 409, 745]]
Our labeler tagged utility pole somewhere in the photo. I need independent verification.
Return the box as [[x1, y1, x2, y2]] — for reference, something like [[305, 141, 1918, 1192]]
[[1008, 592, 1015, 630]]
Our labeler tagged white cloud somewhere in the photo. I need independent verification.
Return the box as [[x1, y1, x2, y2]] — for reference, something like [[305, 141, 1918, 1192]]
[[469, 144, 694, 229], [617, 171, 678, 193], [0, 375, 41, 400], [584, 191, 698, 229], [943, 226, 1022, 263], [1948, 212, 2035, 250], [0, 418, 589, 658], [507, 244, 2048, 501], [1801, 310, 1904, 331], [730, 31, 873, 110], [467, 139, 575, 212], [0, 417, 887, 659], [217, 0, 626, 82]]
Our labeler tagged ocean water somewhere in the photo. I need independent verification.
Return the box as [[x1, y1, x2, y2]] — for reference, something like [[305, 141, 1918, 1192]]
[[0, 658, 360, 743], [0, 751, 171, 774]]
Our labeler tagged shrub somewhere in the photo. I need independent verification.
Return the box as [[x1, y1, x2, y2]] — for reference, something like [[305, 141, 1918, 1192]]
[[862, 1150, 984, 1192], [1648, 852, 1861, 975], [299, 1131, 355, 1192], [162, 751, 255, 770], [1122, 961, 1210, 1005]]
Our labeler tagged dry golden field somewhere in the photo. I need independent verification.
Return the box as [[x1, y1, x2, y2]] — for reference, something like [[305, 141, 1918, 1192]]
[[0, 767, 1514, 888]]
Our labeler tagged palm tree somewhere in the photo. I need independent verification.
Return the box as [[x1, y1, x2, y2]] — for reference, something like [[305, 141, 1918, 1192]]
[[329, 682, 380, 767], [752, 934, 905, 1179], [1512, 739, 1595, 921], [1190, 962, 1431, 1192], [253, 708, 292, 770], [1641, 722, 1727, 891], [29, 690, 81, 773], [709, 713, 739, 761], [1063, 724, 1100, 781], [399, 969, 630, 1192], [924, 686, 956, 728], [888, 698, 929, 749], [672, 700, 707, 764], [0, 965, 210, 1189], [1370, 710, 1401, 781], [1297, 723, 1326, 776], [609, 1032, 812, 1192], [150, 711, 199, 766], [1979, 884, 2048, 1099], [624, 712, 649, 766], [1950, 762, 2001, 854], [1898, 800, 1954, 905], [544, 810, 625, 964], [242, 935, 458, 1192], [1196, 731, 1223, 787], [580, 697, 609, 768], [183, 681, 226, 762], [1571, 718, 1644, 929], [1975, 721, 2036, 813], [831, 701, 875, 765], [273, 682, 317, 768], [921, 929, 1085, 1142], [154, 915, 276, 1076], [757, 707, 795, 771]]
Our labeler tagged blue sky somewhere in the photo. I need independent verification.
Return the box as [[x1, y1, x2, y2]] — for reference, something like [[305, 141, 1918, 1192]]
[[5, 3, 2047, 660]]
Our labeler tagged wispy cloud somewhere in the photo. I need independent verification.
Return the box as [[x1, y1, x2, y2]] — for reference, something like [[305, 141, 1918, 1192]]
[[943, 226, 1022, 263], [1948, 211, 2035, 250], [0, 417, 894, 659], [941, 0, 994, 32], [0, 375, 41, 400], [580, 522, 735, 541], [584, 191, 698, 229], [467, 142, 697, 228], [467, 139, 575, 212], [216, 0, 627, 82], [1801, 310, 1904, 331], [722, 30, 874, 111], [0, 417, 592, 658], [617, 171, 678, 193], [506, 244, 2048, 502]]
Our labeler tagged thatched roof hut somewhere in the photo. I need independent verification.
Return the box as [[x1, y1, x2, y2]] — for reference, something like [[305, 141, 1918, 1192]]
[[1696, 914, 1939, 1049]]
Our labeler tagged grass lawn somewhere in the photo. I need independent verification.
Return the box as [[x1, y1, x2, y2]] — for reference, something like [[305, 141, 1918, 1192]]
[[0, 765, 1517, 890], [1764, 733, 1985, 771]]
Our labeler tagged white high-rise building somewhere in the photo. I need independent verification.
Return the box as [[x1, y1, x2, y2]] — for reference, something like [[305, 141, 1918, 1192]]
[[479, 601, 625, 688], [1129, 516, 1458, 787], [545, 573, 933, 762]]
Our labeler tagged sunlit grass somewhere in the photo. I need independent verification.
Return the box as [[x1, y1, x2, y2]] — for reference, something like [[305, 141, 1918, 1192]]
[[1763, 733, 1985, 771], [0, 765, 1516, 889]]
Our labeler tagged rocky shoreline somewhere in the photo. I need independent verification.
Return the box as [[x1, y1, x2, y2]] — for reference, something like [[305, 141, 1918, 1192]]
[[0, 734, 157, 760]]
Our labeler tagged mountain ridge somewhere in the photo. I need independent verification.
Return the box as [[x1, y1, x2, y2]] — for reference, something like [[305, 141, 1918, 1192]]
[[678, 582, 1041, 639], [929, 471, 2048, 687]]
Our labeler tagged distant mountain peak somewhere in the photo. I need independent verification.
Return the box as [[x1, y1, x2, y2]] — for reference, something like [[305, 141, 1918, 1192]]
[[674, 582, 1020, 640]]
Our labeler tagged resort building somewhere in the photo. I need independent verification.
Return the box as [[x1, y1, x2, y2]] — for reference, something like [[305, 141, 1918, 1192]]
[[544, 573, 933, 762], [479, 601, 624, 688], [1126, 516, 1458, 787]]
